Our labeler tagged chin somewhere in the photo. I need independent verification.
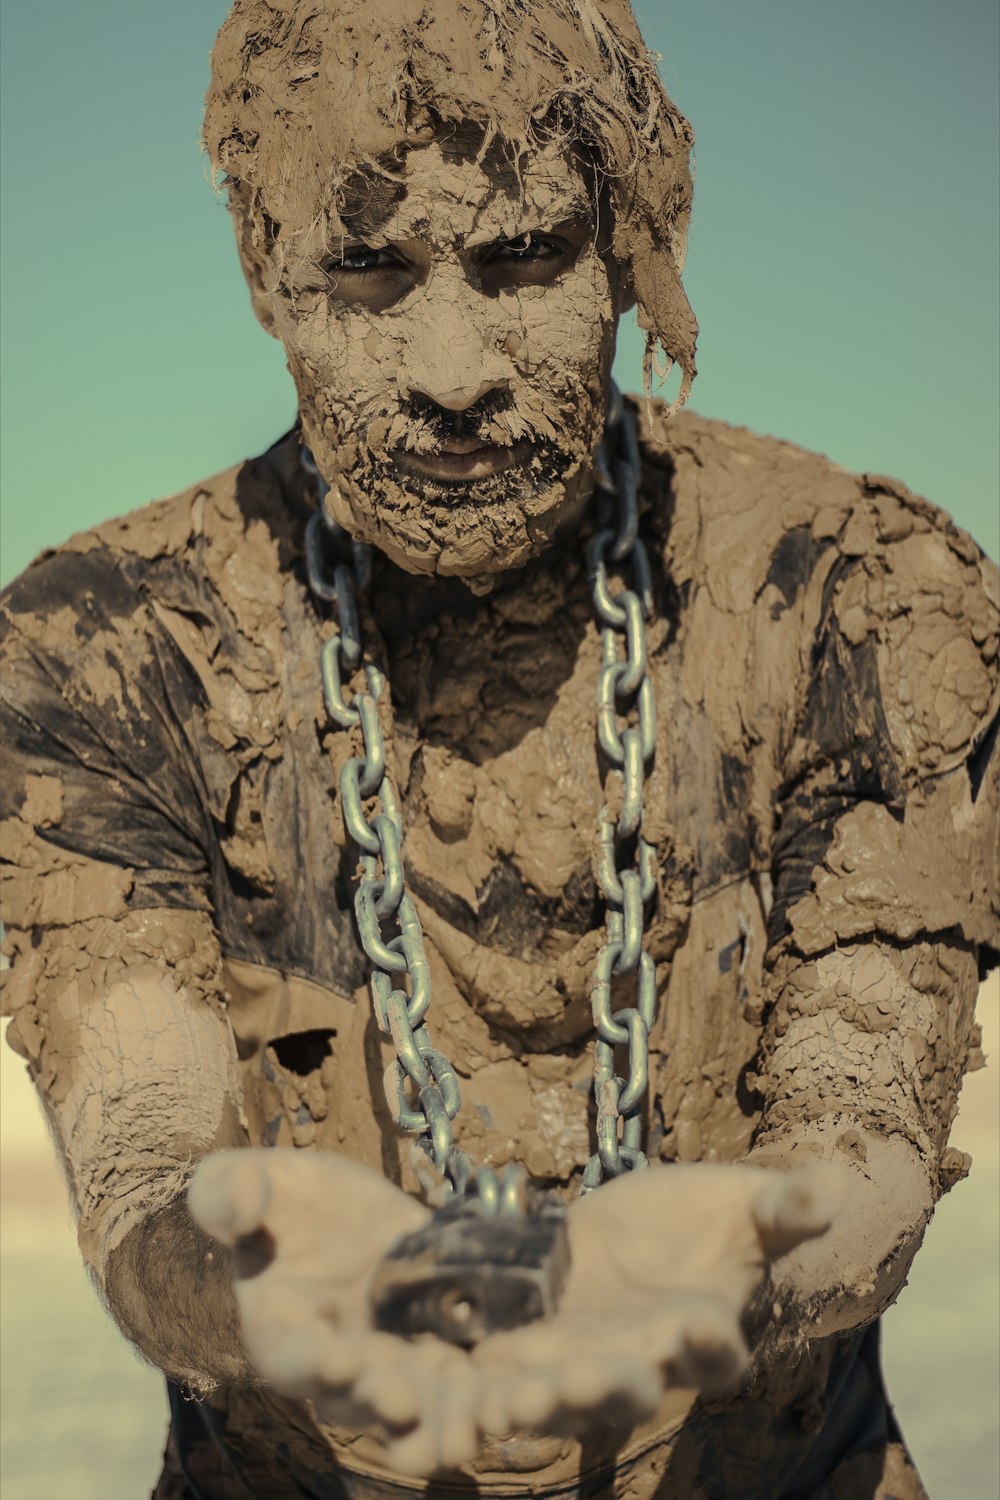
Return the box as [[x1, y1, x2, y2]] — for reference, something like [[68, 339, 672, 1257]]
[[349, 508, 562, 580], [433, 529, 546, 580]]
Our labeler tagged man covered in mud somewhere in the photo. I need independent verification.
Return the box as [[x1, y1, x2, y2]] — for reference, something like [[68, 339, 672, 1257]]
[[1, 2, 997, 1497]]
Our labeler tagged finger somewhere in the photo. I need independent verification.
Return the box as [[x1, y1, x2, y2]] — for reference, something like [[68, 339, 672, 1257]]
[[478, 1319, 661, 1432], [474, 1325, 573, 1436], [477, 1375, 514, 1439], [751, 1163, 847, 1258], [237, 1280, 345, 1395], [506, 1369, 560, 1429], [313, 1341, 406, 1433], [384, 1426, 438, 1479], [630, 1303, 686, 1367], [353, 1361, 424, 1429], [385, 1414, 461, 1479], [188, 1150, 272, 1246], [437, 1372, 482, 1471], [352, 1332, 473, 1437], [554, 1351, 660, 1416], [315, 1336, 365, 1391]]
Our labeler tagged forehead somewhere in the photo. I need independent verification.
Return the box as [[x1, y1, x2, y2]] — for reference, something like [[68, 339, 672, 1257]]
[[344, 134, 593, 246]]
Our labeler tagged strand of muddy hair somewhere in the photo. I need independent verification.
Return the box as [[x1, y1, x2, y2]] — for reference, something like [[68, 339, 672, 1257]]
[[581, 383, 659, 1191], [302, 449, 522, 1216]]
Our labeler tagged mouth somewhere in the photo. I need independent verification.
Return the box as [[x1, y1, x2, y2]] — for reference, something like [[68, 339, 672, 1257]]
[[393, 438, 534, 484]]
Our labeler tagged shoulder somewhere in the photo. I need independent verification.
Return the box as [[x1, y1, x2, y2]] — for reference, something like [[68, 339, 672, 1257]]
[[1, 431, 303, 662], [636, 400, 997, 642], [636, 401, 996, 609], [635, 401, 999, 780]]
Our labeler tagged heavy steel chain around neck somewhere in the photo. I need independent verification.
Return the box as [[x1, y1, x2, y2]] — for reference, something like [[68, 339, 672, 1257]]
[[303, 383, 658, 1206], [580, 382, 658, 1190]]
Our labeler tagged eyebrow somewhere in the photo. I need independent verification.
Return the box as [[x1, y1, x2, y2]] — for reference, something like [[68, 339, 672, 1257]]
[[461, 213, 593, 251], [327, 213, 594, 256]]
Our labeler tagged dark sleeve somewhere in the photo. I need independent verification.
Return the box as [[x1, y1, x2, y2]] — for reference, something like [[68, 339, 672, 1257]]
[[1, 545, 214, 932], [754, 489, 999, 1172], [769, 496, 999, 961]]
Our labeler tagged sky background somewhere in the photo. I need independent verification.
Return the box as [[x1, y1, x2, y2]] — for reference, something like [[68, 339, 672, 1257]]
[[1, 0, 998, 584]]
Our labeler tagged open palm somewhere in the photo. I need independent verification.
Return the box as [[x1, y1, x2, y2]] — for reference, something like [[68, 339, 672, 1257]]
[[189, 1149, 840, 1476]]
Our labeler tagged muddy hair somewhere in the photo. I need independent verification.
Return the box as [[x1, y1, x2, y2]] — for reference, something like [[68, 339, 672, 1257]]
[[203, 0, 698, 405]]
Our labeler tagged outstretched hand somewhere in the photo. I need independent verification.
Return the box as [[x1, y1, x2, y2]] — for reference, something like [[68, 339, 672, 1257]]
[[188, 1150, 843, 1476]]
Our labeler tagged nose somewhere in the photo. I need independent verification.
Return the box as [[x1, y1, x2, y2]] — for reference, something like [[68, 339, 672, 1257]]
[[397, 277, 512, 411], [407, 375, 504, 412]]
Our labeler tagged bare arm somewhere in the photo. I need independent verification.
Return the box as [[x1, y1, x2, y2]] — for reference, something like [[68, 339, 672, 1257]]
[[105, 1197, 254, 1390], [746, 936, 980, 1353], [6, 908, 258, 1391], [740, 495, 999, 1360], [0, 556, 288, 1389]]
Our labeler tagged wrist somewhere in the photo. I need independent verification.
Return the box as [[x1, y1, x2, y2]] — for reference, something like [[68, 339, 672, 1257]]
[[105, 1195, 258, 1391], [745, 1119, 933, 1341]]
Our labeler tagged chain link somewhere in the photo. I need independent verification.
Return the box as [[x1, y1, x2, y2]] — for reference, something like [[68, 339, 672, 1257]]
[[581, 386, 660, 1191]]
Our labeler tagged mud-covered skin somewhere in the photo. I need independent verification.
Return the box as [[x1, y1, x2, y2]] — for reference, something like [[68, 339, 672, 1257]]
[[183, 1149, 843, 1480], [2, 408, 997, 1498]]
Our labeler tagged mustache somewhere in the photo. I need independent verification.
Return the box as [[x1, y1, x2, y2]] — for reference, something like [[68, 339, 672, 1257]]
[[406, 392, 512, 445], [368, 393, 563, 457]]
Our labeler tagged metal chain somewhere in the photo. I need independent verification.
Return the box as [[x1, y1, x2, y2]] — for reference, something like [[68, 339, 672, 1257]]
[[581, 383, 659, 1191], [303, 382, 659, 1206]]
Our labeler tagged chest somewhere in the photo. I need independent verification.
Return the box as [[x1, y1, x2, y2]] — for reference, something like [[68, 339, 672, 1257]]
[[377, 566, 678, 956], [225, 584, 765, 1191], [401, 624, 606, 928]]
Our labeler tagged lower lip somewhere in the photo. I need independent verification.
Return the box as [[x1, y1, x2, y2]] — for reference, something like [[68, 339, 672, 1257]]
[[395, 441, 532, 482]]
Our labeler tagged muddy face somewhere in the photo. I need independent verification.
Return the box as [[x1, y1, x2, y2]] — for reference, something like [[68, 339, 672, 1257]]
[[252, 135, 625, 578]]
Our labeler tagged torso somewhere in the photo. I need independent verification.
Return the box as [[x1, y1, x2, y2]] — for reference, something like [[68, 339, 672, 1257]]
[[220, 453, 769, 1207], [174, 418, 816, 1497]]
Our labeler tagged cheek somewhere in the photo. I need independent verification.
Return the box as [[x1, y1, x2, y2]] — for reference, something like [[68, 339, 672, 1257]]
[[270, 253, 616, 456], [271, 300, 402, 417], [508, 262, 616, 387]]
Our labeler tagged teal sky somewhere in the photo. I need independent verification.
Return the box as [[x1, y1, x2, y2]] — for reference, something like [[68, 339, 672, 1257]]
[[1, 0, 997, 583]]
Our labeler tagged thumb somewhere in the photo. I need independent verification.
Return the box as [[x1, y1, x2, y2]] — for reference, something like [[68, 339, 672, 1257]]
[[188, 1149, 272, 1247], [750, 1163, 847, 1258]]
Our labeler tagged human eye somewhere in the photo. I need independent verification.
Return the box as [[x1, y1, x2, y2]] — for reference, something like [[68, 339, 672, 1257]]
[[324, 243, 404, 275], [489, 231, 563, 262]]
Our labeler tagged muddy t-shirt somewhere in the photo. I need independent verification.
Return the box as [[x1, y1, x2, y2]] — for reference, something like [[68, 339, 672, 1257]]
[[2, 405, 997, 1500]]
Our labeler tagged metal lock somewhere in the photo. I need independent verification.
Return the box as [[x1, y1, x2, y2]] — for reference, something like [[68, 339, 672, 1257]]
[[370, 1197, 571, 1348]]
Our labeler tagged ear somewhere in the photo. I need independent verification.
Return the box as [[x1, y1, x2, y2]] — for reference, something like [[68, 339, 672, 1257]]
[[233, 206, 282, 340]]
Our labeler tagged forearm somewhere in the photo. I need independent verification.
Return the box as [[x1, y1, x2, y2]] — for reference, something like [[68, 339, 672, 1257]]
[[739, 933, 982, 1370], [104, 1193, 259, 1391], [4, 914, 257, 1388]]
